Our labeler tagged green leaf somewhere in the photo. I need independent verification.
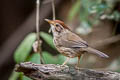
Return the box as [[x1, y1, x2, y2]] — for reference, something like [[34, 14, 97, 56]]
[[40, 32, 55, 49], [19, 73, 32, 80], [68, 0, 81, 20], [57, 54, 65, 64], [42, 51, 56, 64], [22, 76, 32, 80], [42, 51, 65, 64], [28, 53, 41, 64], [9, 71, 20, 80], [14, 33, 36, 63]]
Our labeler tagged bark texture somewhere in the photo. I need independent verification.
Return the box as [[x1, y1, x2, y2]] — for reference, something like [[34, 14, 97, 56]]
[[15, 62, 120, 80]]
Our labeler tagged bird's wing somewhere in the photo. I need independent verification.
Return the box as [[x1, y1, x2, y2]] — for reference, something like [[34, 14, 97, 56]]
[[61, 32, 88, 48]]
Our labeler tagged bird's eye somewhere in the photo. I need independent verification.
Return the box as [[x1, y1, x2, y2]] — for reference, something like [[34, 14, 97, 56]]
[[56, 24, 59, 27]]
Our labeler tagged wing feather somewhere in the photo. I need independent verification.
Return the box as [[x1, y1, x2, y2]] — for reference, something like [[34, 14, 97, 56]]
[[60, 31, 88, 48]]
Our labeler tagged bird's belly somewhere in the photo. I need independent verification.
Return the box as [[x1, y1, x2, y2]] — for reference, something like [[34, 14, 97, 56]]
[[54, 38, 83, 58], [56, 47, 81, 58]]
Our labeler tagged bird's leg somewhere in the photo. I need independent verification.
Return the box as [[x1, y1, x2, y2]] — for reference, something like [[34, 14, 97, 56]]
[[77, 55, 81, 67], [61, 57, 70, 66], [76, 54, 84, 69]]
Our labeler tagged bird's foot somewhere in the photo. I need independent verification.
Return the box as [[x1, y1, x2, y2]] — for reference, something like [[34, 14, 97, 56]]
[[75, 65, 80, 70], [60, 64, 68, 67]]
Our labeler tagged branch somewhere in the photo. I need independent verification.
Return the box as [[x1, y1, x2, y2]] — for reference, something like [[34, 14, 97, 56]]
[[15, 62, 120, 80], [92, 34, 120, 48]]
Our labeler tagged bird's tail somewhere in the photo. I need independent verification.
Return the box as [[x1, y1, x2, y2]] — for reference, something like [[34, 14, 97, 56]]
[[84, 47, 109, 58]]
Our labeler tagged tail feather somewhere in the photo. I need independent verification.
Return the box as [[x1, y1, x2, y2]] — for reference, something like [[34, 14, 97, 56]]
[[84, 47, 109, 58]]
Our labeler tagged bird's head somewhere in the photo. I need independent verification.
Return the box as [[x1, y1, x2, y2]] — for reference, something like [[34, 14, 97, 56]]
[[45, 19, 70, 35]]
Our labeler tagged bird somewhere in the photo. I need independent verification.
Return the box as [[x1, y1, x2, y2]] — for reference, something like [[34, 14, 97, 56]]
[[45, 19, 109, 67]]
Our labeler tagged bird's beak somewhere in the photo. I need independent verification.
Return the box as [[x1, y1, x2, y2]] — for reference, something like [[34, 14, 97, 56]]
[[44, 19, 54, 25]]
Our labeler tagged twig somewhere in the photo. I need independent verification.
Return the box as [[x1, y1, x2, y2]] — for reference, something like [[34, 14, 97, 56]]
[[35, 0, 43, 64], [35, 0, 44, 64], [52, 0, 56, 20], [15, 62, 120, 80], [49, 0, 56, 33], [36, 0, 40, 41], [92, 34, 120, 48]]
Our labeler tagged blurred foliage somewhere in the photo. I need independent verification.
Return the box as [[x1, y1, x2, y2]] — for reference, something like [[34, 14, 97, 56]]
[[28, 53, 41, 64], [14, 33, 36, 63], [10, 32, 65, 80], [21, 75, 32, 80], [68, 0, 120, 35], [40, 32, 55, 49], [68, 0, 120, 72], [9, 71, 20, 80], [42, 51, 65, 64]]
